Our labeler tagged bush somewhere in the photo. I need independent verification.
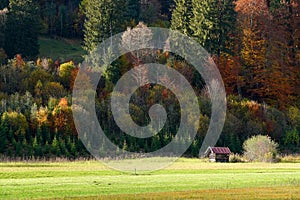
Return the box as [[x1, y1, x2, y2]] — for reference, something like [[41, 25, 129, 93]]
[[243, 135, 278, 162], [279, 154, 300, 163], [229, 154, 245, 163]]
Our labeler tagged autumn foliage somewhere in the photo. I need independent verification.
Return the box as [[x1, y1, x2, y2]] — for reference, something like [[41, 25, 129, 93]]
[[0, 0, 300, 159]]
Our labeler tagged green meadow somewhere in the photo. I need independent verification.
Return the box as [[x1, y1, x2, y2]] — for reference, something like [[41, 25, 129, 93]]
[[38, 37, 86, 64], [0, 158, 300, 199]]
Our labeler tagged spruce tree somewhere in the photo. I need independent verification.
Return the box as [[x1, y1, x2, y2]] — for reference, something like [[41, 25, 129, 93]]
[[0, 118, 8, 153], [82, 0, 126, 52], [126, 0, 140, 22], [190, 0, 236, 56], [171, 0, 193, 36], [0, 0, 8, 9], [0, 8, 8, 50], [4, 0, 40, 59], [161, 0, 175, 20]]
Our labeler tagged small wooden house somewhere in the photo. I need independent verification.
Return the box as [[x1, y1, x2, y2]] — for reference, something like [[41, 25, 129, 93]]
[[204, 147, 231, 162]]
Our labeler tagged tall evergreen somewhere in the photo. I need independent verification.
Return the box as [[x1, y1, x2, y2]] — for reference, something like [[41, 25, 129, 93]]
[[126, 0, 140, 22], [82, 0, 126, 52], [0, 8, 8, 50], [161, 0, 175, 20], [170, 0, 193, 36], [0, 118, 8, 153], [4, 0, 40, 59], [190, 0, 237, 56], [0, 0, 8, 9]]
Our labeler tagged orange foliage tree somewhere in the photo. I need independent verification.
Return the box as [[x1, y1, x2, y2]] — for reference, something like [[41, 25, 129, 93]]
[[52, 98, 77, 136], [236, 0, 294, 109], [216, 55, 244, 96]]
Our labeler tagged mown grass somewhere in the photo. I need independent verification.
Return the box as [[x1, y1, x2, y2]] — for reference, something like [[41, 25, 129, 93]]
[[75, 187, 300, 200], [38, 37, 86, 64], [0, 158, 300, 199]]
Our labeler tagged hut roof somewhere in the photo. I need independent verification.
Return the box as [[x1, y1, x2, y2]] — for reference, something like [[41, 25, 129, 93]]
[[205, 147, 231, 155]]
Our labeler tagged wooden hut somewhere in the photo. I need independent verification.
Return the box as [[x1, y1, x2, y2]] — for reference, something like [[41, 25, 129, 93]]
[[204, 147, 231, 162]]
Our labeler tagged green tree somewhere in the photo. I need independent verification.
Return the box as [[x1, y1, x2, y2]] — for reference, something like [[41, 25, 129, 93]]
[[287, 106, 300, 129], [0, 0, 9, 9], [58, 5, 67, 37], [171, 0, 193, 36], [190, 0, 236, 56], [51, 136, 60, 156], [4, 0, 40, 59], [32, 136, 42, 157], [0, 8, 8, 63], [59, 61, 76, 89], [126, 0, 140, 22], [284, 128, 300, 152], [161, 0, 175, 20], [82, 0, 126, 52], [1, 111, 28, 144], [44, 0, 56, 35], [34, 80, 43, 105], [0, 116, 9, 153], [23, 69, 53, 95], [43, 82, 66, 100], [0, 59, 29, 94], [140, 0, 162, 24]]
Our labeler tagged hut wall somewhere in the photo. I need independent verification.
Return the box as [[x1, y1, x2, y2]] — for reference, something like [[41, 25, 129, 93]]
[[215, 154, 229, 162]]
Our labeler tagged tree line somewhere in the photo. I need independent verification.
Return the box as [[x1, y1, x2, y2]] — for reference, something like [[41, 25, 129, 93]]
[[0, 55, 299, 159], [0, 0, 299, 159]]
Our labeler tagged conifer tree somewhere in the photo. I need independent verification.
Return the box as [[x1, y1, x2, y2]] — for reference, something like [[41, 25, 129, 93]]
[[0, 117, 8, 153], [171, 0, 193, 36], [190, 0, 237, 56], [0, 8, 8, 50], [0, 0, 8, 9], [82, 0, 126, 52], [4, 0, 40, 59], [126, 0, 140, 22]]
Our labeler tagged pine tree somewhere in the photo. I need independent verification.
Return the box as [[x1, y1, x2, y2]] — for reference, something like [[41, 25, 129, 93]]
[[4, 0, 40, 59], [140, 0, 162, 24], [0, 0, 8, 9], [0, 8, 8, 51], [0, 117, 8, 153], [126, 0, 140, 22], [51, 136, 60, 156], [82, 0, 126, 52], [190, 0, 237, 56], [171, 0, 193, 36], [161, 0, 175, 20], [33, 136, 42, 158]]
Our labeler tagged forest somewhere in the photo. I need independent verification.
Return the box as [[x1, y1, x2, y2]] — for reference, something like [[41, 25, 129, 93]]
[[0, 0, 299, 159]]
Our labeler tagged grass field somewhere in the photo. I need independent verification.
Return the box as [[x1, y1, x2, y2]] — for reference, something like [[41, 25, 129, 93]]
[[38, 37, 86, 64], [0, 158, 300, 199]]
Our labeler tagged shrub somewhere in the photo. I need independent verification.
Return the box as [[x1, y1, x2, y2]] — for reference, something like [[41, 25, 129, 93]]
[[243, 135, 278, 162], [280, 154, 300, 163], [229, 154, 244, 163]]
